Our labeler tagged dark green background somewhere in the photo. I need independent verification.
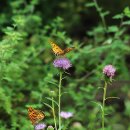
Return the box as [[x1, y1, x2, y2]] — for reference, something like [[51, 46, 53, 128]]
[[0, 0, 130, 130]]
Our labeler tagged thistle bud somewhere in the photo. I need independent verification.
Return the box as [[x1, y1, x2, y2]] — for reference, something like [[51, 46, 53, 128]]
[[47, 126, 54, 130]]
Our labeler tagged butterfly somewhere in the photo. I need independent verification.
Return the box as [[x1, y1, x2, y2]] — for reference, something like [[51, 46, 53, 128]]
[[49, 39, 74, 56], [28, 107, 45, 125]]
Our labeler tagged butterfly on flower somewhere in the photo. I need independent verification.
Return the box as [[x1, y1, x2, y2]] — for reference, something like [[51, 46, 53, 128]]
[[27, 107, 45, 125], [49, 39, 74, 56]]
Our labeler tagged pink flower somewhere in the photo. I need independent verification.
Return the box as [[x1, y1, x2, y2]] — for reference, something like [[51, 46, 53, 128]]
[[35, 123, 46, 130], [53, 58, 72, 70], [103, 65, 116, 78], [60, 111, 73, 119]]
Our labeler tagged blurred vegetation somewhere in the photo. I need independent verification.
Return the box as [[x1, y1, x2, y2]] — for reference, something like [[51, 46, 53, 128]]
[[0, 0, 130, 130]]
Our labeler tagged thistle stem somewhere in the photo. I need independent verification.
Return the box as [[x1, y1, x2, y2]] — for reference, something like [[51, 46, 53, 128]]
[[52, 97, 57, 130], [102, 81, 107, 130], [58, 71, 62, 130]]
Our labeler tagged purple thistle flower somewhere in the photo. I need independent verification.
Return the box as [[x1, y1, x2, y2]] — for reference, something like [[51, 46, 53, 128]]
[[53, 58, 72, 70], [60, 111, 73, 119], [103, 65, 116, 78], [35, 123, 46, 130]]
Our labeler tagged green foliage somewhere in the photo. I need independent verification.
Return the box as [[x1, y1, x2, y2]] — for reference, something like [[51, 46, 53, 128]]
[[124, 7, 130, 18], [0, 0, 130, 130]]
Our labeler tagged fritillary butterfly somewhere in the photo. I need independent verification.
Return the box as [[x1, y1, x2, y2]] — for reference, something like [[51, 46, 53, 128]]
[[28, 107, 45, 125], [49, 39, 74, 56]]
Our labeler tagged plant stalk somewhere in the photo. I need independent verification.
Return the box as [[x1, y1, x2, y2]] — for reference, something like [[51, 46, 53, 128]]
[[52, 97, 57, 130], [93, 0, 107, 33], [102, 81, 107, 130], [58, 71, 62, 130]]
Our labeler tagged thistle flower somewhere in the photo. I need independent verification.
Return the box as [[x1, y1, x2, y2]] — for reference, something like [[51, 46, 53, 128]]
[[60, 111, 73, 119], [53, 58, 72, 70], [35, 123, 46, 130], [103, 65, 116, 78]]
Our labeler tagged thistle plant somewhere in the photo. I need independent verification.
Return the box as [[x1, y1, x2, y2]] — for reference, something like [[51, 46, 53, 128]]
[[43, 57, 73, 130], [101, 65, 116, 130], [60, 111, 73, 130], [53, 58, 72, 130]]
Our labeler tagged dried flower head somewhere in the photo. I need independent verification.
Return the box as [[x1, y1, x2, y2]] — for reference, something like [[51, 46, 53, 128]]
[[53, 58, 72, 70], [60, 111, 73, 119], [103, 65, 116, 78], [35, 123, 46, 130], [47, 126, 54, 130]]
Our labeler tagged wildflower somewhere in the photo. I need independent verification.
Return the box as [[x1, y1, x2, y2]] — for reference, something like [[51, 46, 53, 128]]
[[53, 58, 72, 70], [35, 123, 46, 130], [103, 65, 116, 78], [47, 126, 54, 130], [60, 111, 73, 119]]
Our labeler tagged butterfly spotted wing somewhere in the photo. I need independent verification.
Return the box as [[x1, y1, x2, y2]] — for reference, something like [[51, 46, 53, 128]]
[[49, 40, 74, 56], [64, 47, 75, 53], [49, 40, 64, 55], [28, 107, 45, 125]]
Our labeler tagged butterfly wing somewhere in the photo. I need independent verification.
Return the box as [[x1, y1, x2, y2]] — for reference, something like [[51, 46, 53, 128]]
[[28, 107, 37, 125], [64, 47, 75, 54], [28, 107, 45, 125], [49, 40, 65, 55]]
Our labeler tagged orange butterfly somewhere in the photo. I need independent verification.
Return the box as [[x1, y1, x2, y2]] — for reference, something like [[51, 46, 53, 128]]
[[28, 107, 45, 125], [49, 39, 74, 56]]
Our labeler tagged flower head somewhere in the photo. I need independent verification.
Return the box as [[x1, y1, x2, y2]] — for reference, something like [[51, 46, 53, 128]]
[[103, 65, 116, 78], [47, 126, 54, 130], [60, 111, 73, 119], [35, 123, 46, 130], [53, 58, 72, 70]]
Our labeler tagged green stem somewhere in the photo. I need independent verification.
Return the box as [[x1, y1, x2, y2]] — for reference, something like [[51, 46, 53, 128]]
[[93, 0, 107, 33], [58, 71, 62, 130], [52, 97, 57, 130], [102, 81, 107, 130]]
